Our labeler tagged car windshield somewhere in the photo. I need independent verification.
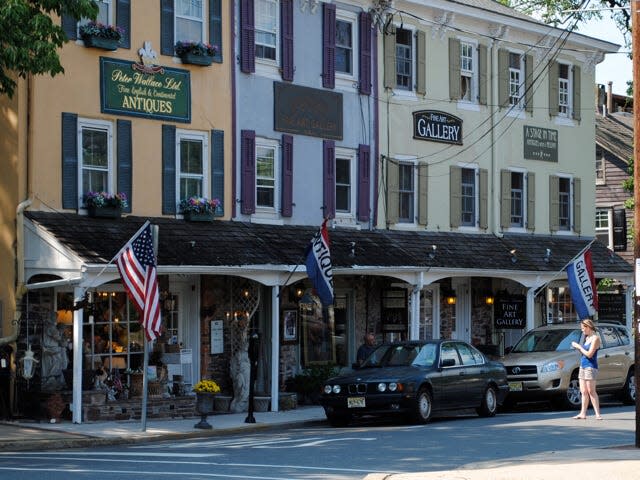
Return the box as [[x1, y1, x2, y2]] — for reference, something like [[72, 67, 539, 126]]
[[511, 328, 582, 353], [361, 344, 436, 368]]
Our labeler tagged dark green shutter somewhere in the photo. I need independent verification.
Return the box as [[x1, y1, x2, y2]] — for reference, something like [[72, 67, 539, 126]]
[[211, 129, 224, 215], [162, 124, 176, 214], [116, 0, 131, 49], [117, 119, 132, 213], [61, 13, 78, 40], [61, 113, 78, 209], [160, 0, 175, 56], [383, 27, 396, 90], [417, 163, 428, 226], [209, 0, 222, 63]]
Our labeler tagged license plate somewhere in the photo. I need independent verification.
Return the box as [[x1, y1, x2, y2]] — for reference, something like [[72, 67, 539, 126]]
[[347, 397, 365, 408], [508, 381, 523, 392]]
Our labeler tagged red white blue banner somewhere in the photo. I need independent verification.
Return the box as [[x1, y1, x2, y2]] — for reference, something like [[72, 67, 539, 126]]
[[305, 219, 334, 306], [566, 249, 599, 319]]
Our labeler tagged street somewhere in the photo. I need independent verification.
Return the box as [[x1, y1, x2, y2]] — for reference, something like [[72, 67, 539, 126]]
[[0, 403, 637, 480]]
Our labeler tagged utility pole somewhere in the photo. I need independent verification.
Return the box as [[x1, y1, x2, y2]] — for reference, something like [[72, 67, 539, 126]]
[[633, 0, 640, 449]]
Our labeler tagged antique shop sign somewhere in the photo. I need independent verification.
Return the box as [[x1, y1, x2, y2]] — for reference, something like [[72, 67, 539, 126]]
[[274, 82, 343, 140], [413, 110, 462, 145], [494, 295, 526, 329], [100, 57, 191, 122], [523, 125, 558, 162]]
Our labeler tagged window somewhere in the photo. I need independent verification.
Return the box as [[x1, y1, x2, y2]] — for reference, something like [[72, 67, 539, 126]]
[[256, 143, 276, 208], [78, 0, 112, 33], [255, 0, 278, 62], [550, 175, 580, 234], [398, 163, 415, 222], [510, 172, 524, 227], [546, 286, 577, 324], [396, 28, 412, 90], [501, 170, 534, 231], [335, 149, 355, 217], [451, 165, 487, 229], [558, 176, 571, 230], [460, 42, 475, 101], [509, 52, 524, 107], [176, 130, 208, 204], [558, 63, 570, 117], [175, 0, 204, 43], [384, 25, 425, 95], [78, 118, 113, 205], [335, 17, 354, 76], [595, 208, 611, 247], [595, 147, 605, 184], [387, 156, 426, 226], [461, 168, 476, 226]]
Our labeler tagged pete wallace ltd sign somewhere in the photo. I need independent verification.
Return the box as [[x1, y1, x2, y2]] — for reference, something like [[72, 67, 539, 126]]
[[413, 110, 463, 145]]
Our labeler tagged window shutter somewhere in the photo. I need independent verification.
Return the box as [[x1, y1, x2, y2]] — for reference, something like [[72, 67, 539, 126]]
[[497, 49, 509, 108], [162, 125, 176, 214], [500, 170, 510, 230], [323, 140, 336, 218], [613, 209, 627, 251], [525, 54, 533, 113], [357, 144, 371, 222], [117, 119, 132, 213], [549, 175, 559, 232], [281, 134, 294, 217], [478, 44, 487, 105], [241, 130, 256, 214], [573, 177, 581, 234], [383, 27, 396, 89], [358, 11, 372, 95], [415, 30, 426, 96], [479, 169, 488, 229], [449, 165, 461, 228], [448, 38, 460, 100], [240, 0, 255, 73], [61, 113, 78, 209], [527, 172, 535, 230], [548, 62, 559, 117], [572, 65, 581, 121], [280, 0, 294, 81], [322, 3, 336, 89], [211, 129, 224, 215], [418, 163, 428, 226], [116, 0, 130, 49], [160, 0, 175, 56], [386, 159, 399, 225], [61, 13, 77, 40], [209, 0, 223, 63]]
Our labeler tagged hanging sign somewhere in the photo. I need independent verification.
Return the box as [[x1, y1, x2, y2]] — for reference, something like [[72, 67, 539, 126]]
[[413, 110, 463, 145], [494, 295, 526, 329]]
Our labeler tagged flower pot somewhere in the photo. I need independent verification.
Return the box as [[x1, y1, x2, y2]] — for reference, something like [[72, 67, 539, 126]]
[[184, 211, 214, 222], [82, 35, 119, 51], [180, 53, 213, 66], [194, 392, 216, 429], [88, 205, 122, 218]]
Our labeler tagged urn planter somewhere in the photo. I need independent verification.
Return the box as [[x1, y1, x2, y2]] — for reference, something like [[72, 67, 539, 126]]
[[194, 392, 216, 429]]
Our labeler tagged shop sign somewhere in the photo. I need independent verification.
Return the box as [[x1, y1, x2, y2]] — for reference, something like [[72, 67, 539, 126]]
[[100, 57, 191, 122], [523, 125, 558, 162], [413, 110, 462, 145], [274, 82, 343, 140], [494, 295, 526, 329]]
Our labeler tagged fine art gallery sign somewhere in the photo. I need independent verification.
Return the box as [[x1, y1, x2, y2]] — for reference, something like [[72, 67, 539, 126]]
[[493, 295, 526, 330], [100, 57, 191, 122], [523, 125, 558, 162], [413, 110, 463, 145]]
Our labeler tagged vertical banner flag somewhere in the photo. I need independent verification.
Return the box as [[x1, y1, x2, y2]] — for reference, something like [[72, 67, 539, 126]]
[[116, 222, 162, 340], [305, 219, 334, 306], [566, 249, 599, 319]]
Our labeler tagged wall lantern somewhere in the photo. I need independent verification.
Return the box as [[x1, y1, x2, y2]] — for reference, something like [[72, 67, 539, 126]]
[[445, 295, 457, 305], [485, 295, 495, 305]]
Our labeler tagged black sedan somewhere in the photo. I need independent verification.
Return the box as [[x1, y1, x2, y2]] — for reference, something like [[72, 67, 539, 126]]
[[319, 340, 509, 426]]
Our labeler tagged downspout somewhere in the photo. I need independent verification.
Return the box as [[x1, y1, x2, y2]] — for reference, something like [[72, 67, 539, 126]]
[[372, 25, 379, 228], [231, 0, 237, 219], [490, 39, 499, 235]]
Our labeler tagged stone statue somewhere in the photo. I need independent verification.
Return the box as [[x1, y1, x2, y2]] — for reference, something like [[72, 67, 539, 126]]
[[41, 314, 69, 391]]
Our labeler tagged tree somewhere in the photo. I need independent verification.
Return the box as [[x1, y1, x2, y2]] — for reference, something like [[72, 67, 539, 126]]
[[0, 0, 98, 98]]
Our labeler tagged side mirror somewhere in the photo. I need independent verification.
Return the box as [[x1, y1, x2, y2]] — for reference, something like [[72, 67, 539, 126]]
[[440, 358, 456, 368]]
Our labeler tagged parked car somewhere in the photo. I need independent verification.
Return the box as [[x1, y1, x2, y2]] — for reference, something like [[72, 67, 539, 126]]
[[319, 340, 509, 426], [501, 322, 635, 410]]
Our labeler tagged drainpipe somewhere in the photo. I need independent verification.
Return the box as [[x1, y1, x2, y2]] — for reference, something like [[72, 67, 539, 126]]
[[607, 81, 613, 115]]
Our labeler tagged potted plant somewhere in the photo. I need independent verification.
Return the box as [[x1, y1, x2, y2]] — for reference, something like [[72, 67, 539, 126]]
[[193, 379, 221, 429], [79, 21, 124, 51], [174, 41, 218, 66], [179, 196, 221, 222], [83, 191, 128, 218]]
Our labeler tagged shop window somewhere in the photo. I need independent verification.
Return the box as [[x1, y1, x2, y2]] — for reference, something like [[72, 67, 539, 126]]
[[381, 289, 407, 342], [546, 286, 577, 324], [299, 291, 335, 365]]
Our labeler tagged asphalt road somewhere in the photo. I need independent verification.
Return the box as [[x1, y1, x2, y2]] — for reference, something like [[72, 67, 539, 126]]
[[0, 402, 636, 480]]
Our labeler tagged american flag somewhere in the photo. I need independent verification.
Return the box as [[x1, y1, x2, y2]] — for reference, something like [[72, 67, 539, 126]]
[[116, 222, 161, 341]]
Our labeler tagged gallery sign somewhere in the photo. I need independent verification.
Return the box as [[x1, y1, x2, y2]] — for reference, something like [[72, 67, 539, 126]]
[[100, 57, 191, 122], [413, 110, 462, 145], [523, 125, 558, 162], [494, 295, 526, 330]]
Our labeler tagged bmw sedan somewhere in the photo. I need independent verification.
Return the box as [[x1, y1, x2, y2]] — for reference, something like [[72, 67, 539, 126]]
[[319, 339, 509, 426]]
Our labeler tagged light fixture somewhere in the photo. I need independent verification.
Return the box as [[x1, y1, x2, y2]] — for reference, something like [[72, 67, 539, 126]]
[[428, 244, 437, 259], [544, 248, 551, 263], [510, 249, 517, 263], [446, 295, 456, 305], [485, 295, 494, 305]]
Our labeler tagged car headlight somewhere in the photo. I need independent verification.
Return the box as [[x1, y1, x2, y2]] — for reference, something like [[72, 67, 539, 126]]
[[323, 385, 333, 394], [377, 383, 387, 392], [332, 385, 341, 394], [541, 360, 564, 373], [388, 382, 399, 392]]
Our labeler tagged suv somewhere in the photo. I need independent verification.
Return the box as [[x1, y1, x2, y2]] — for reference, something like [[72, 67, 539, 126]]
[[501, 323, 635, 409]]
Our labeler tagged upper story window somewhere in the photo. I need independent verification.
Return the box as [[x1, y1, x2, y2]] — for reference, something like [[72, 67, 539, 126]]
[[398, 162, 415, 223], [449, 38, 486, 106], [78, 0, 112, 33], [549, 61, 580, 121], [176, 130, 209, 204], [78, 118, 113, 204], [395, 28, 413, 90], [335, 17, 354, 76], [595, 208, 610, 247], [386, 156, 426, 227], [500, 169, 534, 231], [383, 25, 425, 96], [558, 63, 570, 117], [460, 168, 476, 226], [255, 0, 278, 62], [595, 147, 605, 185], [450, 165, 487, 229], [550, 175, 580, 234], [558, 176, 570, 230], [460, 42, 475, 102], [509, 52, 524, 107], [175, 0, 204, 43], [510, 172, 524, 227], [256, 140, 277, 209], [335, 149, 356, 218]]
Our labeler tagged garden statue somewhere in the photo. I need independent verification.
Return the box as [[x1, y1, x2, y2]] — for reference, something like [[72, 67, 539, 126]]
[[41, 313, 69, 391]]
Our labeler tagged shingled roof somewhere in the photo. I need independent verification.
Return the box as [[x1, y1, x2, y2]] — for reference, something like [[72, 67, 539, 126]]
[[24, 212, 631, 277]]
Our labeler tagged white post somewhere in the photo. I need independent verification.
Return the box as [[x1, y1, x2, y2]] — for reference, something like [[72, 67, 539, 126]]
[[270, 286, 279, 412], [71, 286, 84, 423]]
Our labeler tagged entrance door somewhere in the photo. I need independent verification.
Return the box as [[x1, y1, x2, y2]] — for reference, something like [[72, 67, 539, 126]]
[[333, 291, 353, 367], [167, 278, 200, 390], [453, 278, 471, 342]]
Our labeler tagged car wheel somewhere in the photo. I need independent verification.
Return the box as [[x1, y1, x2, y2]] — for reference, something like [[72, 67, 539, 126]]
[[620, 368, 636, 405], [476, 385, 498, 417], [326, 412, 351, 427], [412, 388, 433, 424], [557, 372, 581, 410]]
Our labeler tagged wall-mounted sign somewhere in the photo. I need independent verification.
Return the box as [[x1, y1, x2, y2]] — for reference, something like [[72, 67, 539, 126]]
[[413, 110, 463, 145], [494, 295, 526, 329], [100, 57, 191, 123], [274, 82, 343, 140], [523, 125, 558, 162]]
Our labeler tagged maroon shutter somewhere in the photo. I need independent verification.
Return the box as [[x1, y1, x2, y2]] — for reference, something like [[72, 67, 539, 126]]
[[357, 144, 371, 221], [322, 3, 336, 89], [241, 130, 256, 214], [281, 0, 294, 81], [281, 134, 294, 217], [358, 12, 372, 95], [323, 140, 336, 218], [240, 0, 255, 73]]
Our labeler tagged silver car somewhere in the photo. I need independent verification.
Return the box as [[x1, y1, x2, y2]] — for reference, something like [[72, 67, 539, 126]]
[[501, 323, 635, 409]]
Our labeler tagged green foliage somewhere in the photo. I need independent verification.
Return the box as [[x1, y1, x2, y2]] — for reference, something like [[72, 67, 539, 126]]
[[0, 0, 98, 98], [286, 364, 339, 398]]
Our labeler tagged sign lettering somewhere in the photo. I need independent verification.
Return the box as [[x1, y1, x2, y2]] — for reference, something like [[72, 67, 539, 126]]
[[523, 125, 558, 162], [413, 110, 463, 145]]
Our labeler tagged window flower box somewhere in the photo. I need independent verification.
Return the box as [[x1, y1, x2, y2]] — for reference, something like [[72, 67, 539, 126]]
[[88, 205, 122, 218], [84, 191, 128, 218], [179, 196, 222, 221], [179, 52, 214, 66], [79, 21, 124, 51], [184, 211, 214, 222], [174, 41, 218, 66]]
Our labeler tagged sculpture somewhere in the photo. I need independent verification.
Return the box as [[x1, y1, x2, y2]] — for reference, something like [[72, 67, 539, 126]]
[[41, 314, 69, 391]]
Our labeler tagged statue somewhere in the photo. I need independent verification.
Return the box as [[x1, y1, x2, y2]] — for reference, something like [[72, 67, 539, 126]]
[[41, 314, 69, 391]]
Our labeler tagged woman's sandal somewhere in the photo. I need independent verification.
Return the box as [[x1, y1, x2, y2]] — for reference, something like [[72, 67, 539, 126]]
[[595, 415, 603, 420], [572, 415, 587, 420]]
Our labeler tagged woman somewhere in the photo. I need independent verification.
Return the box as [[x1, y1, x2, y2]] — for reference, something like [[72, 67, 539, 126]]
[[570, 319, 603, 420]]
